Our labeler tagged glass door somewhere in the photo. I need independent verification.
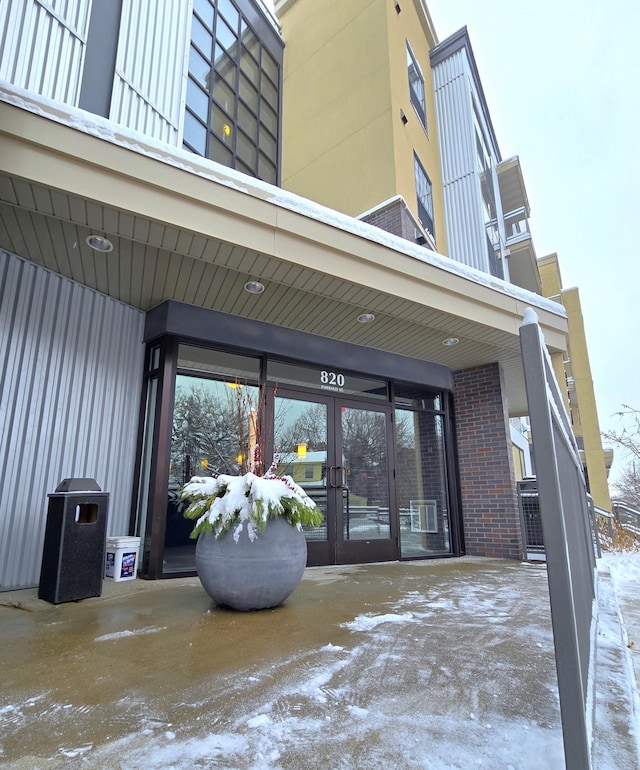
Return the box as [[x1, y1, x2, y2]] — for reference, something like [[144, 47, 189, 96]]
[[273, 391, 396, 565]]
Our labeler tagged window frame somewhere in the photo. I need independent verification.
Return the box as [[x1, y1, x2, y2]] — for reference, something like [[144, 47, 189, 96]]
[[413, 152, 434, 240], [406, 42, 427, 130], [183, 0, 280, 185]]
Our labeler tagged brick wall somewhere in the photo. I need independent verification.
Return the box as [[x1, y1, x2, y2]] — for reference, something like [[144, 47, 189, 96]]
[[361, 199, 420, 243], [454, 363, 523, 559]]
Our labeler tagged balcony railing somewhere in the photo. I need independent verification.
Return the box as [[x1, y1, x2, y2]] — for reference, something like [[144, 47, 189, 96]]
[[485, 207, 531, 251], [503, 207, 531, 244]]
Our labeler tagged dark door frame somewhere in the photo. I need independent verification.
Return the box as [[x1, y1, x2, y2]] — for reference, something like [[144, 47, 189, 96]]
[[269, 386, 398, 567]]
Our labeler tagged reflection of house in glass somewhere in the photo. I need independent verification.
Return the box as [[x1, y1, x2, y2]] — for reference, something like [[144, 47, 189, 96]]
[[278, 450, 327, 488], [277, 445, 395, 544], [277, 450, 329, 542]]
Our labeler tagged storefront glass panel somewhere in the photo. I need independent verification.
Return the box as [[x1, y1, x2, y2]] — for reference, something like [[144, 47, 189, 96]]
[[395, 408, 452, 557], [163, 349, 260, 573]]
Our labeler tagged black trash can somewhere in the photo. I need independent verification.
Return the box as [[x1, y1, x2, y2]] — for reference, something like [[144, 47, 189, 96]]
[[38, 478, 109, 604]]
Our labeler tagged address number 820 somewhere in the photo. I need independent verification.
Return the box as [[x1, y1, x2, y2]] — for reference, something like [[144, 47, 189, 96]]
[[320, 370, 345, 387]]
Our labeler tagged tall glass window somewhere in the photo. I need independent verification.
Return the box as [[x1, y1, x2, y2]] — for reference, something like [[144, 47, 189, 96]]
[[414, 152, 434, 240], [394, 385, 451, 558], [184, 0, 281, 185], [407, 42, 426, 129], [170, 376, 260, 485], [133, 348, 160, 546], [273, 396, 329, 543], [163, 346, 261, 573]]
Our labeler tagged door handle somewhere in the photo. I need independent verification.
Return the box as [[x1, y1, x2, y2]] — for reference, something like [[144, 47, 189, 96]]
[[329, 465, 347, 489], [328, 466, 347, 488]]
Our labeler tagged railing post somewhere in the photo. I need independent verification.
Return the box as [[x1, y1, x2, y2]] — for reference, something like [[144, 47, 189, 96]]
[[519, 310, 594, 770]]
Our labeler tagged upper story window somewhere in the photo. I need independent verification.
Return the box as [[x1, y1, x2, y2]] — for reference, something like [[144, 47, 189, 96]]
[[414, 153, 434, 240], [407, 43, 426, 130], [183, 0, 280, 185]]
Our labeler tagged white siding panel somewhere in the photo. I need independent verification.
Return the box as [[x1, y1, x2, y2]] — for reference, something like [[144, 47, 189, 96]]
[[111, 0, 190, 145], [0, 0, 90, 104], [433, 50, 488, 273], [0, 251, 145, 590]]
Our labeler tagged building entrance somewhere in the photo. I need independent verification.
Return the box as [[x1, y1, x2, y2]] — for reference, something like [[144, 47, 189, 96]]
[[273, 390, 397, 565], [134, 314, 462, 580]]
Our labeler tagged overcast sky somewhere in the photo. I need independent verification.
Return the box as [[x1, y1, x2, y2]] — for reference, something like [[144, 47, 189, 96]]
[[424, 0, 640, 485]]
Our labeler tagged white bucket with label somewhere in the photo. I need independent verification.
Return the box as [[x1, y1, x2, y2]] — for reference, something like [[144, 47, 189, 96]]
[[105, 536, 141, 582]]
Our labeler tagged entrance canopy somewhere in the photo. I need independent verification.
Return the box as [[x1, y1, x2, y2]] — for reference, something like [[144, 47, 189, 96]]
[[0, 84, 568, 415]]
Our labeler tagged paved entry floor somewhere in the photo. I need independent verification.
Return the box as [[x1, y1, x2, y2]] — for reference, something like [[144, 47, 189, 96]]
[[0, 557, 637, 769]]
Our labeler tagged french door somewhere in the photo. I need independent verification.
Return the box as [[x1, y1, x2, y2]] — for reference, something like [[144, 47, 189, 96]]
[[272, 389, 397, 565]]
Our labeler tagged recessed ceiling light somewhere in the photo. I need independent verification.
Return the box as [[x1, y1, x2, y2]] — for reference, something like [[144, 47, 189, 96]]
[[357, 313, 375, 324], [442, 337, 459, 347], [85, 235, 113, 252], [244, 280, 265, 294]]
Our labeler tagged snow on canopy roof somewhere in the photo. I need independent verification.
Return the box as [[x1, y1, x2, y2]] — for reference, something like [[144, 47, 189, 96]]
[[0, 82, 566, 320]]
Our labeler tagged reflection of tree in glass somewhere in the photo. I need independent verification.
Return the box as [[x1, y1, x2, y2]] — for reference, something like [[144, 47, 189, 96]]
[[274, 401, 327, 457], [342, 409, 389, 506], [342, 409, 386, 469], [392, 410, 414, 450], [171, 380, 258, 483]]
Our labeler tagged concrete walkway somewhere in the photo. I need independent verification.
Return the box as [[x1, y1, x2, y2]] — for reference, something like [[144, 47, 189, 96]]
[[0, 556, 638, 769]]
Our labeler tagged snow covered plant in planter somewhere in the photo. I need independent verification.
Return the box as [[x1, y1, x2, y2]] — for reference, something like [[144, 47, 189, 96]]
[[181, 458, 322, 611]]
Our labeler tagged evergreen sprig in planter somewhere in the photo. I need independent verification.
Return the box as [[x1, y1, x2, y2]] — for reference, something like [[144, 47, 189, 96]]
[[181, 470, 322, 611]]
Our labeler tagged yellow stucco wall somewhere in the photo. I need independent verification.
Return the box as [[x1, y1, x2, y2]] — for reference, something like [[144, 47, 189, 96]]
[[278, 0, 395, 213], [277, 0, 447, 254], [562, 287, 612, 511], [538, 253, 562, 298], [385, 0, 446, 253], [539, 254, 612, 511]]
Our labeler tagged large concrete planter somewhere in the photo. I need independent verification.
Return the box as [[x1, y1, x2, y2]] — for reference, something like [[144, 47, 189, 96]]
[[195, 516, 307, 611]]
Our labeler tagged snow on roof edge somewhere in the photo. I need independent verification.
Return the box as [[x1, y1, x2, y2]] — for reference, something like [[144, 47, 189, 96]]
[[356, 195, 406, 220], [0, 81, 566, 321]]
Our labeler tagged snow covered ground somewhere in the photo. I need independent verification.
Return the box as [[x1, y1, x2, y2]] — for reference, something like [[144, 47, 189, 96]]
[[592, 551, 640, 769], [58, 562, 568, 769], [1, 554, 639, 769]]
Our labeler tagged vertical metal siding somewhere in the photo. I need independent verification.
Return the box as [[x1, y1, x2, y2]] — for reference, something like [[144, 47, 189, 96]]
[[433, 50, 488, 273], [0, 251, 145, 590], [110, 0, 191, 145], [0, 0, 91, 104]]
